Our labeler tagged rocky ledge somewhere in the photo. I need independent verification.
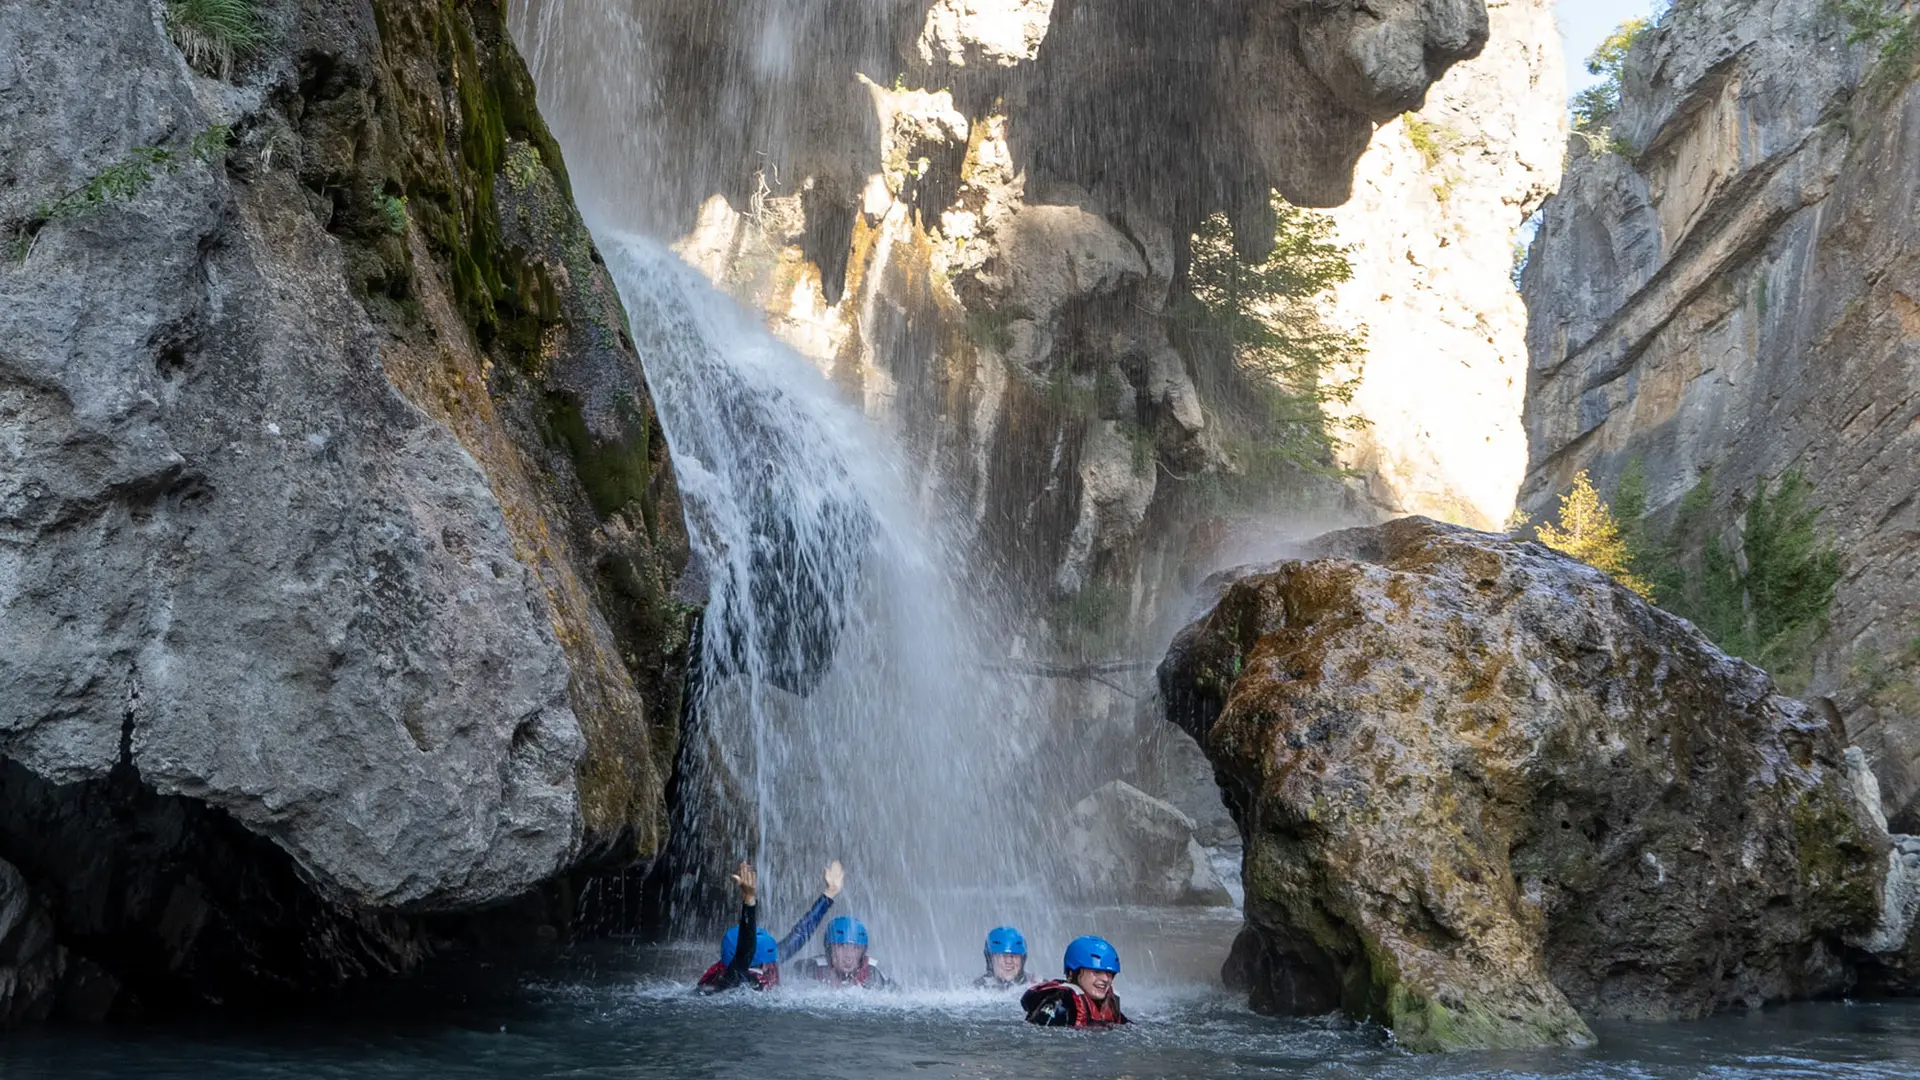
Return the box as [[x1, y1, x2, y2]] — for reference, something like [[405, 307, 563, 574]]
[[1161, 517, 1916, 1051]]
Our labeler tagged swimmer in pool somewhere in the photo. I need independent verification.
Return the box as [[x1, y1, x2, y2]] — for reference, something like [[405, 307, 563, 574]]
[[1022, 935, 1129, 1026], [801, 915, 894, 989], [696, 858, 845, 993], [974, 926, 1032, 990]]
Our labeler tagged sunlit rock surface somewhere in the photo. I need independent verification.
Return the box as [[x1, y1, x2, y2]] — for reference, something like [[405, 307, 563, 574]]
[[1161, 517, 1890, 1051], [0, 0, 686, 1018], [511, 0, 1525, 609], [1325, 0, 1564, 530], [1518, 0, 1920, 827]]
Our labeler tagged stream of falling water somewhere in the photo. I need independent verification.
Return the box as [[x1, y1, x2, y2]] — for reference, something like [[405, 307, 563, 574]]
[[598, 235, 1067, 973]]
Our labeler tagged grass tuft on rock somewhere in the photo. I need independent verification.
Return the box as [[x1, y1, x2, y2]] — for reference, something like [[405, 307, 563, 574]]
[[166, 0, 263, 79]]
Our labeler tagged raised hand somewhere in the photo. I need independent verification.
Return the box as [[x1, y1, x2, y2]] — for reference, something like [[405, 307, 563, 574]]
[[732, 860, 758, 906], [823, 859, 845, 899]]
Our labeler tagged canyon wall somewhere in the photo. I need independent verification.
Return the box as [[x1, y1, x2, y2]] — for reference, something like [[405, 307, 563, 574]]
[[1326, 0, 1565, 531], [1519, 0, 1920, 829], [512, 0, 1559, 631], [0, 0, 687, 1021]]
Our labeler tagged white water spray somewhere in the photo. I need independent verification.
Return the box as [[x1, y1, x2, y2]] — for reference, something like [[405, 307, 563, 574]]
[[597, 236, 1066, 977]]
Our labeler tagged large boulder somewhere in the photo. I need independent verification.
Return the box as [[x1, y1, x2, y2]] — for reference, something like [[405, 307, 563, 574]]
[[1064, 781, 1232, 907], [1161, 517, 1889, 1051]]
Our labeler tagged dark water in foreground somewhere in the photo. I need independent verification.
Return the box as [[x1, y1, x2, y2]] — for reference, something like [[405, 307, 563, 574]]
[[3, 918, 1916, 1079]]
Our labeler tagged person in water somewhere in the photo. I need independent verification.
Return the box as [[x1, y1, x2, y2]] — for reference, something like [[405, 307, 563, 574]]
[[974, 926, 1032, 990], [696, 858, 845, 993], [1022, 935, 1129, 1026], [802, 915, 893, 989]]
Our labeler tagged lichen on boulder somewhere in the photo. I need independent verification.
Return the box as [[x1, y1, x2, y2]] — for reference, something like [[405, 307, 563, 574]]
[[1161, 517, 1889, 1051]]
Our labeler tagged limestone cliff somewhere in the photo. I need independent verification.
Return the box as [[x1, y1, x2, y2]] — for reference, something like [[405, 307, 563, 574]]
[[1519, 1, 1920, 828], [1325, 0, 1565, 531], [0, 0, 686, 1021], [511, 0, 1530, 629]]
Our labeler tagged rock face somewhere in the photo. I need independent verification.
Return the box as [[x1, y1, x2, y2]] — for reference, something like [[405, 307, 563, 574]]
[[0, 0, 687, 1019], [0, 858, 63, 1027], [1324, 0, 1564, 530], [1161, 517, 1890, 1051], [511, 0, 1542, 620], [1064, 781, 1232, 907], [1518, 1, 1920, 827]]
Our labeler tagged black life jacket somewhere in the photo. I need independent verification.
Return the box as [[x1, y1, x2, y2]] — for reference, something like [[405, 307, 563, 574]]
[[697, 960, 778, 991]]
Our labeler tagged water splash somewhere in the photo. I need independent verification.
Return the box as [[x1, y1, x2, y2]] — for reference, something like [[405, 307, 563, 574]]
[[597, 235, 1065, 972]]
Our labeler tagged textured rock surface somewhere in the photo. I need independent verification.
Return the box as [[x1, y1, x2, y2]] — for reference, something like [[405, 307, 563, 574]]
[[0, 0, 686, 1016], [1064, 780, 1232, 907], [513, 0, 1528, 616], [0, 857, 63, 1028], [1518, 1, 1920, 825], [1160, 517, 1888, 1050], [1326, 0, 1564, 529]]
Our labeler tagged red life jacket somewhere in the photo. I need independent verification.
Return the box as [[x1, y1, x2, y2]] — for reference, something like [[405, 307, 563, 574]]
[[697, 961, 779, 990], [1028, 979, 1127, 1026], [809, 956, 877, 987]]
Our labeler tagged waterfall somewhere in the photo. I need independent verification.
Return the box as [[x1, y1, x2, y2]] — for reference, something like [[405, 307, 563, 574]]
[[596, 236, 1063, 973]]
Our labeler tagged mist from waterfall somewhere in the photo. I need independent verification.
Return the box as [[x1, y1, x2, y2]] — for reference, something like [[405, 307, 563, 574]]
[[508, 4, 1073, 973]]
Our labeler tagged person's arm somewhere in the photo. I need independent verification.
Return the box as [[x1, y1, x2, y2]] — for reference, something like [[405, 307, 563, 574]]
[[777, 860, 843, 961], [722, 861, 760, 985]]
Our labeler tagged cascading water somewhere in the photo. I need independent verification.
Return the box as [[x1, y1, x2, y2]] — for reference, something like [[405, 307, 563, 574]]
[[596, 235, 1066, 975], [505, 1, 1081, 974]]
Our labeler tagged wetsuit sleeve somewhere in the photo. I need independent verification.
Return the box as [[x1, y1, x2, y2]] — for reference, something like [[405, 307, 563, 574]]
[[777, 894, 833, 961], [698, 902, 758, 994]]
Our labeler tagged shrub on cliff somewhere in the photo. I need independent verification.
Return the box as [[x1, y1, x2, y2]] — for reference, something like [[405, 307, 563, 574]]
[[1536, 470, 1652, 598], [165, 0, 262, 79], [1572, 18, 1651, 139], [1622, 467, 1843, 691], [1169, 198, 1366, 508]]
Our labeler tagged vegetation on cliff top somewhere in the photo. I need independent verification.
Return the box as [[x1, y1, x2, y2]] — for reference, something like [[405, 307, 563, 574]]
[[1571, 17, 1650, 140]]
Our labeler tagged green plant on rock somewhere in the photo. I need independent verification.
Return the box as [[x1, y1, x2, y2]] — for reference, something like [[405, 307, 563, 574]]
[[1401, 116, 1453, 171], [1833, 0, 1909, 50], [10, 123, 233, 261], [165, 0, 264, 79], [375, 188, 410, 236], [1170, 196, 1366, 510]]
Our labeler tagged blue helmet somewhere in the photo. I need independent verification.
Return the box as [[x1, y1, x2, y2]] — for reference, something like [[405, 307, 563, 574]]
[[721, 926, 780, 967], [1063, 935, 1120, 976], [984, 926, 1028, 957], [825, 915, 869, 948]]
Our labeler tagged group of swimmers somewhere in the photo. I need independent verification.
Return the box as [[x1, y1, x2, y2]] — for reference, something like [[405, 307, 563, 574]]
[[694, 860, 1129, 1028]]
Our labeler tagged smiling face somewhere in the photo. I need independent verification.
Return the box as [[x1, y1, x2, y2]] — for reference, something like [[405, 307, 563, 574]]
[[990, 953, 1025, 981], [829, 942, 865, 975], [1074, 968, 1114, 1001]]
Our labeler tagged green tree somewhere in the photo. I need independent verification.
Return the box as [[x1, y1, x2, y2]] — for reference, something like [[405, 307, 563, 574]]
[[1572, 18, 1651, 136], [1635, 468, 1843, 691], [1537, 470, 1654, 598], [1171, 198, 1366, 505]]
